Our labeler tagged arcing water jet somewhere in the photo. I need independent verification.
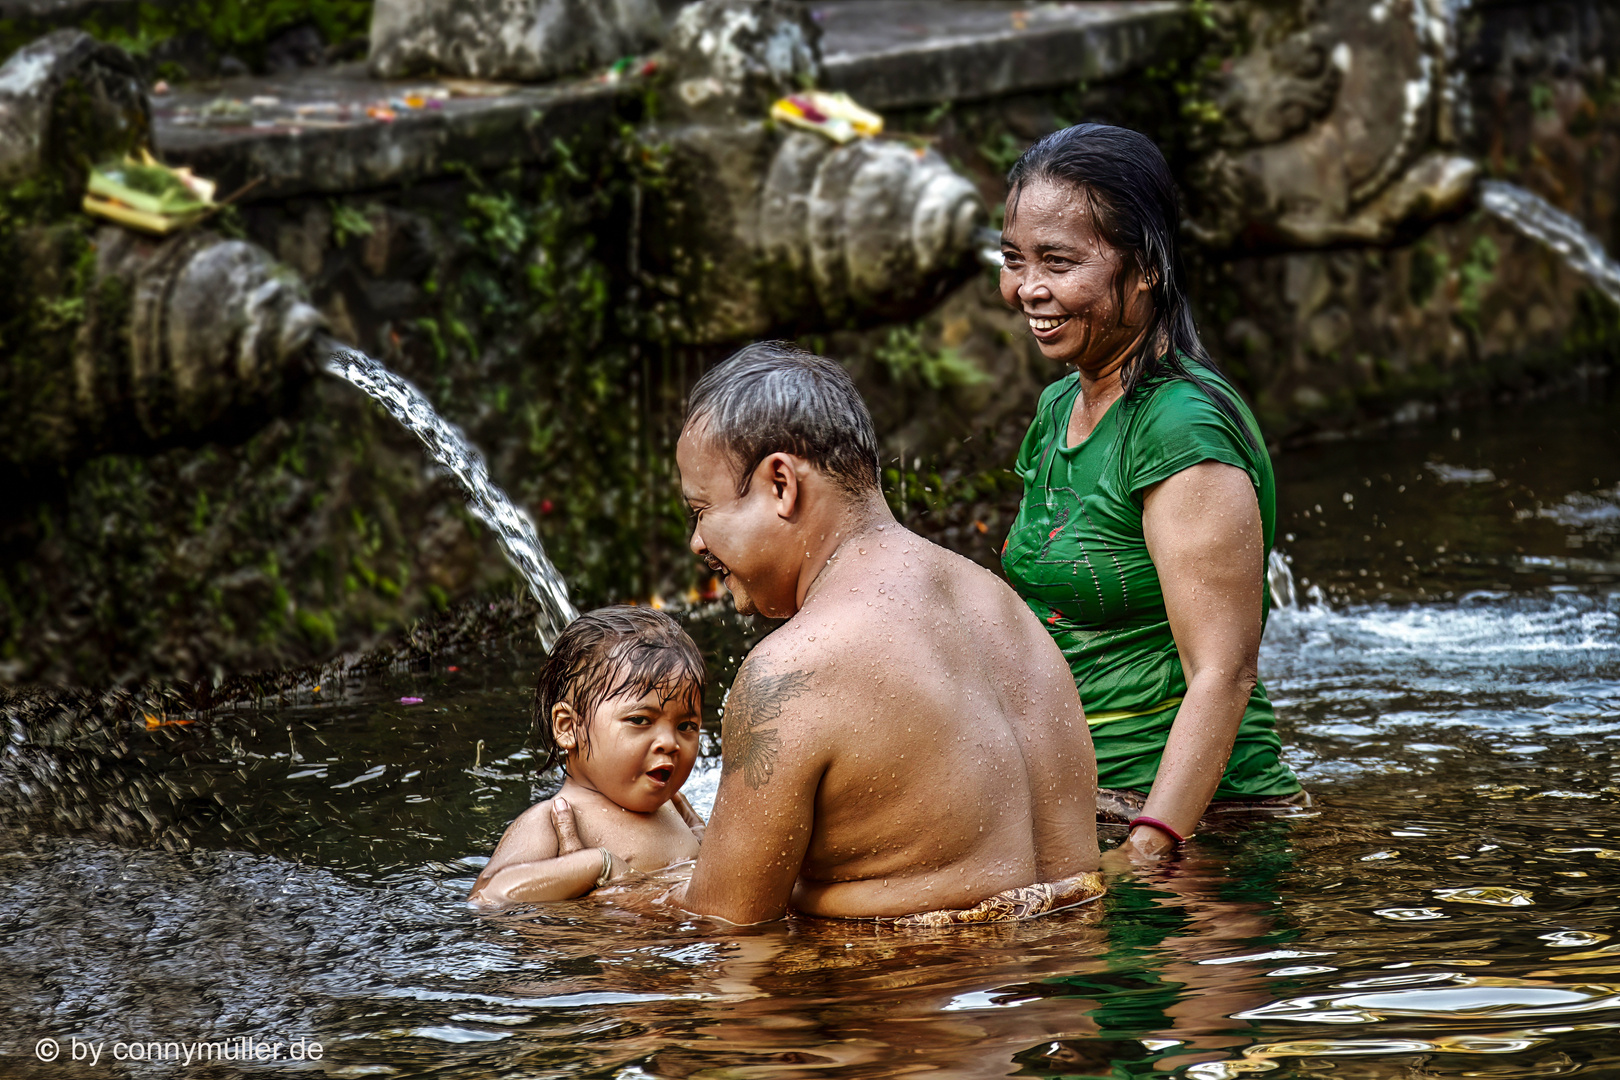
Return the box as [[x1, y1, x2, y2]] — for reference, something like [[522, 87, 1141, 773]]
[[322, 338, 577, 649]]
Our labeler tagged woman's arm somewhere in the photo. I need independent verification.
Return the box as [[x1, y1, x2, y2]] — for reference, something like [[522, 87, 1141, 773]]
[[1130, 460, 1265, 860], [467, 798, 621, 908]]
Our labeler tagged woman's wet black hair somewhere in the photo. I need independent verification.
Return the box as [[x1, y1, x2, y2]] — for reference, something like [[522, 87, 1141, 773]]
[[1006, 123, 1258, 447], [532, 606, 706, 775]]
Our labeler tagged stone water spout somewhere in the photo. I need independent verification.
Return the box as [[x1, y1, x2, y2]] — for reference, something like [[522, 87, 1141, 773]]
[[0, 31, 322, 469], [648, 0, 988, 342], [1188, 0, 1479, 251]]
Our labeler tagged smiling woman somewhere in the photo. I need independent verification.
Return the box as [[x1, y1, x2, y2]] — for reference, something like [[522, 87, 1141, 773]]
[[997, 124, 1306, 863]]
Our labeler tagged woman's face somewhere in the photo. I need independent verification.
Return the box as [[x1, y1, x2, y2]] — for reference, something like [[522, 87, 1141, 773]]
[[999, 178, 1153, 375]]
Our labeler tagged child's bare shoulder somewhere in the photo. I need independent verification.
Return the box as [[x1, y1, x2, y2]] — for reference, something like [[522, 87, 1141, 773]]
[[509, 798, 557, 828], [488, 799, 561, 865]]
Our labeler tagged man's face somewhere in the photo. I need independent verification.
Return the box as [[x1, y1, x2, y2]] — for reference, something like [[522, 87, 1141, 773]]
[[676, 426, 796, 618]]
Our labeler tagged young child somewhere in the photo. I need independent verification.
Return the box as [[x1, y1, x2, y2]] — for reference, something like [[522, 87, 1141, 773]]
[[468, 606, 707, 909]]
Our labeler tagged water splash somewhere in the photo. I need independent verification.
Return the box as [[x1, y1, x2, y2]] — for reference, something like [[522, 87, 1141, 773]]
[[1267, 550, 1323, 610], [321, 337, 577, 648], [1478, 179, 1620, 307], [1267, 550, 1297, 609]]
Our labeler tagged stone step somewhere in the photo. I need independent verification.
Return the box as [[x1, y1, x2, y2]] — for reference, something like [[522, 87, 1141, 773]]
[[150, 1, 1184, 200]]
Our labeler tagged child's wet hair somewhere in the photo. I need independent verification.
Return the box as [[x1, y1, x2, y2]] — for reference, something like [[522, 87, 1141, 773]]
[[532, 606, 707, 774]]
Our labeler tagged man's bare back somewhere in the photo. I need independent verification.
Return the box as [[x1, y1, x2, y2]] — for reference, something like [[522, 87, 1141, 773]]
[[673, 344, 1098, 922], [766, 526, 1097, 917]]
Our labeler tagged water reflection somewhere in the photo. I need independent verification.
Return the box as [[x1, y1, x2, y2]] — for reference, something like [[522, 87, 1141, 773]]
[[3, 384, 1619, 1077]]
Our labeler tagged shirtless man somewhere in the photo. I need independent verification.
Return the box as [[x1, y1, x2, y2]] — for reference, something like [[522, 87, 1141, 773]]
[[670, 342, 1100, 923]]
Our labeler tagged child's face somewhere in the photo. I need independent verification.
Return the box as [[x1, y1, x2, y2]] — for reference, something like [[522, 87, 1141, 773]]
[[566, 684, 701, 813]]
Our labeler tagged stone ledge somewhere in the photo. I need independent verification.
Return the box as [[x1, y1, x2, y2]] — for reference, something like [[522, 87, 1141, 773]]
[[816, 0, 1185, 109], [150, 1, 1185, 200], [153, 65, 626, 199]]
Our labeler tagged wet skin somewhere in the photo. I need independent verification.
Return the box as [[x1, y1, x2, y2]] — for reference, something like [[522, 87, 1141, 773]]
[[1001, 178, 1267, 862], [467, 687, 704, 907], [999, 177, 1154, 425], [671, 427, 1100, 923]]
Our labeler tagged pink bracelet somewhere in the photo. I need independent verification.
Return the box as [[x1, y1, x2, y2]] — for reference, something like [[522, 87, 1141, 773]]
[[1129, 815, 1189, 844]]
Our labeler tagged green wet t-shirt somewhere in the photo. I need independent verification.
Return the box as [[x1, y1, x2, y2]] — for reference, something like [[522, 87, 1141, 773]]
[[1001, 369, 1300, 799]]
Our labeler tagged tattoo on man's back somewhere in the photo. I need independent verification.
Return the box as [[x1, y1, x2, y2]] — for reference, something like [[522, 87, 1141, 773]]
[[723, 667, 811, 790]]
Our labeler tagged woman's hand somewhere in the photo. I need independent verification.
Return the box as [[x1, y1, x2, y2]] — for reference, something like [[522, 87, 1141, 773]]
[[1138, 460, 1265, 839], [1120, 825, 1180, 864]]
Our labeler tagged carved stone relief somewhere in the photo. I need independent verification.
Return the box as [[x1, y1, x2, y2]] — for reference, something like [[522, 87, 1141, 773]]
[[1190, 0, 1478, 250]]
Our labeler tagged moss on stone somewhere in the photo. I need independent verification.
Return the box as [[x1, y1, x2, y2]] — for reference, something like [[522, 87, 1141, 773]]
[[2, 1, 373, 73], [0, 177, 99, 469]]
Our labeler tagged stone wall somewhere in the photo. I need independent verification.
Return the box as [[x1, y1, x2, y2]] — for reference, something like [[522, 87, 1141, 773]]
[[1208, 0, 1620, 433], [1, 109, 710, 686], [4, 0, 1619, 689], [830, 0, 1620, 459]]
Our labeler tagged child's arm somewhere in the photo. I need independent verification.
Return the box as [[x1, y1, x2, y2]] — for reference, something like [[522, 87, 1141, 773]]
[[467, 799, 622, 909]]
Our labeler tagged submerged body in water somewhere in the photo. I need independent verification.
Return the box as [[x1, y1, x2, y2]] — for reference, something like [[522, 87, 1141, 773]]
[[469, 608, 707, 908]]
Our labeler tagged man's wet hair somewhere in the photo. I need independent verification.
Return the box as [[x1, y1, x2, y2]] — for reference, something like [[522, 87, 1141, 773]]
[[532, 606, 706, 774], [683, 341, 881, 496]]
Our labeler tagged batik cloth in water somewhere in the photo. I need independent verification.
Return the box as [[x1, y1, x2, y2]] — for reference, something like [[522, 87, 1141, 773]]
[[889, 871, 1107, 928]]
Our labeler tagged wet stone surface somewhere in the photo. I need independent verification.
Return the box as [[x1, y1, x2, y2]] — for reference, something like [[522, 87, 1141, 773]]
[[814, 0, 1183, 109], [149, 64, 628, 199], [147, 2, 1183, 196]]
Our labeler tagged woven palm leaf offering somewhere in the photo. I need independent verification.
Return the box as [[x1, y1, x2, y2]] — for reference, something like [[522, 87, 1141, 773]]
[[83, 150, 217, 234]]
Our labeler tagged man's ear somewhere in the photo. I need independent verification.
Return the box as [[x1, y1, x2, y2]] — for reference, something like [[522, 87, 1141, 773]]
[[552, 702, 581, 753], [764, 453, 801, 521]]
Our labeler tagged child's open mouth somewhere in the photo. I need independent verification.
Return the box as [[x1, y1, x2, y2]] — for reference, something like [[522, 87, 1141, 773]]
[[647, 766, 673, 784]]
